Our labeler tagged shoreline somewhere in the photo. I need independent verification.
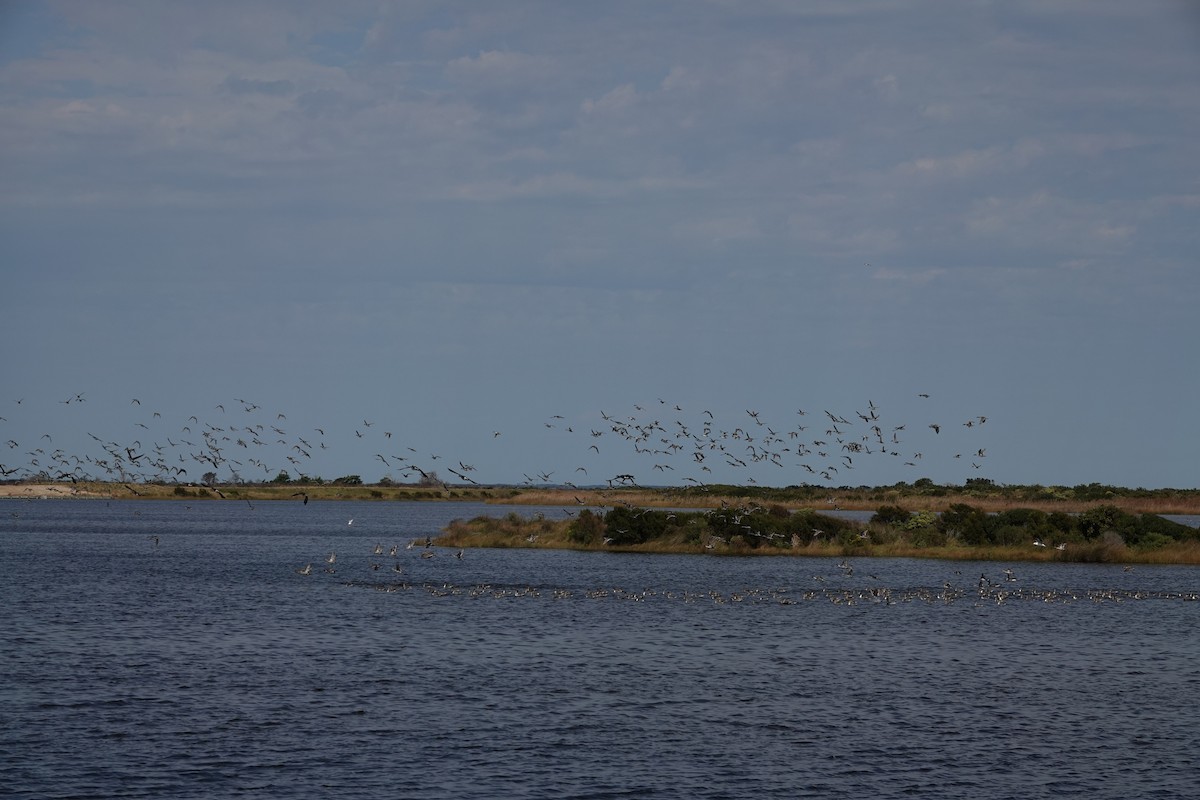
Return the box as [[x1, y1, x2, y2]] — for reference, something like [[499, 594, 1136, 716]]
[[5, 482, 1197, 564], [2, 481, 1199, 516]]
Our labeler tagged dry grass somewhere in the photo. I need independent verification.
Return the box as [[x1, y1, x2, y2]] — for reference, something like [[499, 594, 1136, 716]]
[[439, 515, 585, 551]]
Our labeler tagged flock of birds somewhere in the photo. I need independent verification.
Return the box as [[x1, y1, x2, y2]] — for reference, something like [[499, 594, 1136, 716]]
[[295, 534, 465, 578], [1, 393, 480, 489], [316, 552, 1194, 605], [6, 393, 1191, 610], [0, 391, 991, 491], [535, 395, 990, 490]]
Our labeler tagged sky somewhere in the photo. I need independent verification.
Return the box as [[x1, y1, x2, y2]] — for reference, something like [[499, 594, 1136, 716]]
[[1, 1, 1198, 491]]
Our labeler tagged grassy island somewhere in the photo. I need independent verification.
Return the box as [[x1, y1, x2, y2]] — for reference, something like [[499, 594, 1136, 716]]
[[435, 503, 1200, 566]]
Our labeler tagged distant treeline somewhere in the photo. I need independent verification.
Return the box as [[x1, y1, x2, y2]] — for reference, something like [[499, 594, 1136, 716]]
[[666, 478, 1200, 505], [54, 473, 1195, 502], [9, 476, 1199, 517]]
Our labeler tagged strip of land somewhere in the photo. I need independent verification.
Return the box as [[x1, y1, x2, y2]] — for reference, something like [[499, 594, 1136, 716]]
[[4, 481, 1197, 564], [3, 480, 1198, 516]]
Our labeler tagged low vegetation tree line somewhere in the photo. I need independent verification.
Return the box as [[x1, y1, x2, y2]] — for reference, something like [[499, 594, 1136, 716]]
[[568, 504, 862, 549], [559, 503, 1198, 553], [927, 503, 1197, 549]]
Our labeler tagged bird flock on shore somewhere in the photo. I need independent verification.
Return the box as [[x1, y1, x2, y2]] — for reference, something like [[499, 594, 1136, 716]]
[[0, 391, 991, 491]]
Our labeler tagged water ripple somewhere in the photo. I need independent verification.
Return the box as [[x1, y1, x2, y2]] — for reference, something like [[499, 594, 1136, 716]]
[[3, 500, 1199, 799]]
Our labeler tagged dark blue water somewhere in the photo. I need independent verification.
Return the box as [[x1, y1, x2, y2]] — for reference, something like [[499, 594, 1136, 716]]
[[3, 500, 1198, 799]]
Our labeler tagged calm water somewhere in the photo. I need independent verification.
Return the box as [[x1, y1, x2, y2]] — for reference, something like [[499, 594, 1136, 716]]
[[3, 499, 1198, 800]]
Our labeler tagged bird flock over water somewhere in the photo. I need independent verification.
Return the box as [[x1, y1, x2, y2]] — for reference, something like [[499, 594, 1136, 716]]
[[295, 534, 465, 579], [0, 390, 991, 490], [535, 395, 990, 490], [4, 393, 1191, 609]]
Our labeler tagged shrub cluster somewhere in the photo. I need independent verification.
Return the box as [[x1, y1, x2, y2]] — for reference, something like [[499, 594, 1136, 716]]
[[588, 504, 855, 549], [896, 503, 1200, 549]]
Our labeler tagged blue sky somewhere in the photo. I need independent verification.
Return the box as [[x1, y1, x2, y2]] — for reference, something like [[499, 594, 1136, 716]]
[[1, 1, 1197, 490]]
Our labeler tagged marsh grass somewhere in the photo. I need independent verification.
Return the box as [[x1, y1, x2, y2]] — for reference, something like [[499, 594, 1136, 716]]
[[440, 514, 570, 549]]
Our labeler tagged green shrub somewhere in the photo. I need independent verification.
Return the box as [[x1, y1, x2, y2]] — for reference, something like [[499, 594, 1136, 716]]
[[568, 509, 605, 544], [1135, 532, 1174, 551], [871, 505, 911, 526], [938, 503, 991, 545], [901, 510, 938, 531], [1138, 514, 1199, 543], [909, 527, 948, 548]]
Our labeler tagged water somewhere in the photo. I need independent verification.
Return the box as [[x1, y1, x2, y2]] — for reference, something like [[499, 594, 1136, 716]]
[[3, 499, 1199, 799]]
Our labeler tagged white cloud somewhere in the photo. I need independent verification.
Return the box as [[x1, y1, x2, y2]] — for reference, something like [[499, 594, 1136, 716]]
[[53, 99, 96, 117], [581, 83, 639, 116], [964, 190, 1053, 236], [445, 49, 555, 86], [444, 171, 702, 203], [871, 266, 947, 284], [671, 215, 762, 245], [899, 139, 1046, 180], [445, 172, 617, 202], [962, 190, 1143, 262], [873, 73, 899, 101], [221, 76, 296, 96], [1092, 224, 1135, 241]]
